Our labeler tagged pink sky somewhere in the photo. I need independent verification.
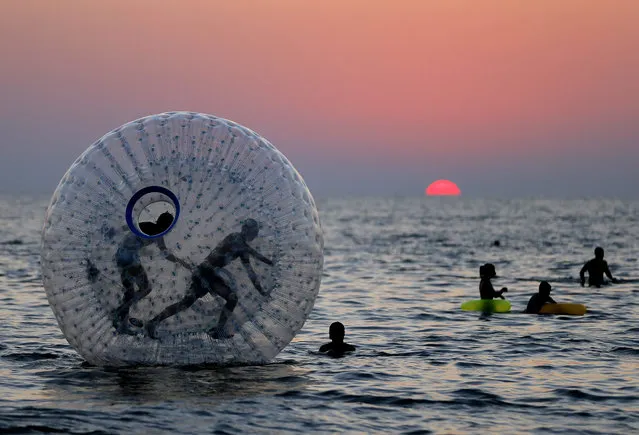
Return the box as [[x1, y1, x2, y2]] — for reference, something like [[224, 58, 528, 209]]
[[1, 0, 638, 196]]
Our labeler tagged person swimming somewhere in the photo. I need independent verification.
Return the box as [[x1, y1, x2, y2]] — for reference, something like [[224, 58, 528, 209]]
[[112, 212, 190, 333], [479, 263, 508, 300], [524, 281, 557, 314], [144, 218, 273, 339], [319, 322, 356, 356], [579, 247, 619, 288]]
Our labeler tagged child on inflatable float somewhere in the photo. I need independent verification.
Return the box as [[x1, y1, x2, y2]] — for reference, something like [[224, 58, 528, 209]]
[[524, 281, 556, 314], [479, 263, 508, 300]]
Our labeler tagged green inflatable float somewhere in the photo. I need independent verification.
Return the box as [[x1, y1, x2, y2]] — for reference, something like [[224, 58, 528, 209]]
[[461, 299, 511, 313]]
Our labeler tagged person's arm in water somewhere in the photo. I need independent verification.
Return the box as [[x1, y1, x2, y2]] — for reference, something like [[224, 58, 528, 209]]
[[319, 342, 332, 352], [319, 342, 355, 353], [604, 261, 619, 283], [241, 253, 269, 295], [547, 296, 557, 304], [157, 238, 192, 270], [327, 343, 356, 355], [579, 262, 589, 287]]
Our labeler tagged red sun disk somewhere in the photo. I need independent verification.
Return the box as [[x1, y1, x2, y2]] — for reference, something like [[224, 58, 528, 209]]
[[426, 179, 461, 196]]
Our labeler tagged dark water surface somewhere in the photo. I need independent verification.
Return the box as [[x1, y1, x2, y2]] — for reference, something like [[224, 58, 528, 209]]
[[1, 195, 638, 434]]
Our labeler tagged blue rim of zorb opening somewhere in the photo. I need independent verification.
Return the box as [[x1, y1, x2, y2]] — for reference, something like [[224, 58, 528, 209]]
[[125, 186, 180, 239]]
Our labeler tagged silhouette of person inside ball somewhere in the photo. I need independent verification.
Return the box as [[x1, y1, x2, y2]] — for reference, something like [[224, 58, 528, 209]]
[[145, 218, 274, 339], [112, 212, 189, 333], [579, 247, 619, 288]]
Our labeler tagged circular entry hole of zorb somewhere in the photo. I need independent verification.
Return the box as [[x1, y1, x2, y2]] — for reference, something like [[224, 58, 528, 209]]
[[40, 111, 324, 367], [126, 186, 179, 238]]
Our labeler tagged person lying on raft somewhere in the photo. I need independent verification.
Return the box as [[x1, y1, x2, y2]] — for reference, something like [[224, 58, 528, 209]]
[[145, 218, 273, 339], [112, 212, 190, 333], [580, 247, 619, 288], [319, 322, 356, 356], [524, 281, 557, 314], [479, 263, 508, 300]]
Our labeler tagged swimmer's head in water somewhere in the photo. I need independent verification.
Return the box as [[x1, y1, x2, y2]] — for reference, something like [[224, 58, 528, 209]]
[[156, 212, 174, 232], [595, 247, 604, 259], [539, 280, 552, 295], [329, 321, 345, 342], [241, 218, 260, 241]]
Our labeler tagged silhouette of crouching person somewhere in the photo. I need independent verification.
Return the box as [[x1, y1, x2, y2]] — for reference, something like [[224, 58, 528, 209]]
[[145, 219, 273, 339], [113, 212, 190, 333], [145, 265, 239, 339]]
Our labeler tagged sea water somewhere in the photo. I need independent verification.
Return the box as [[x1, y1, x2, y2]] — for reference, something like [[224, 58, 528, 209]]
[[1, 195, 637, 434]]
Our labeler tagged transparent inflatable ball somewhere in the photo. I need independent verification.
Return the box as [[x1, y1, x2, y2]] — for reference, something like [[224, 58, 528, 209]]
[[41, 111, 324, 366]]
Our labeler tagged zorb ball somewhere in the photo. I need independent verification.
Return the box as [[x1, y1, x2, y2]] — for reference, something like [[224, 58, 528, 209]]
[[41, 112, 324, 366]]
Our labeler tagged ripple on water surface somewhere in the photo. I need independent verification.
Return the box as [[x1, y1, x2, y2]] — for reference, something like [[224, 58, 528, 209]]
[[0, 197, 638, 434]]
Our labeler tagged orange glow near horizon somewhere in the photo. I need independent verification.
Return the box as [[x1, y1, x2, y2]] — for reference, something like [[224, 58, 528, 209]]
[[426, 180, 461, 196], [0, 0, 638, 191]]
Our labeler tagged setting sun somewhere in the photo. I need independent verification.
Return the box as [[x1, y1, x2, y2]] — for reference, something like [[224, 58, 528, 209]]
[[426, 180, 461, 196]]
